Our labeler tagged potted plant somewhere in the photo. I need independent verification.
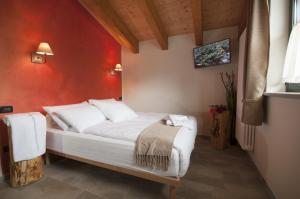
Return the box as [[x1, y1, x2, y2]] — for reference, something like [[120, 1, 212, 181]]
[[220, 71, 237, 145]]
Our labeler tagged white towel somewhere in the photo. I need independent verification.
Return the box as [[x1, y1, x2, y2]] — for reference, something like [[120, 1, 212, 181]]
[[166, 119, 173, 126], [168, 114, 194, 129], [3, 112, 46, 162]]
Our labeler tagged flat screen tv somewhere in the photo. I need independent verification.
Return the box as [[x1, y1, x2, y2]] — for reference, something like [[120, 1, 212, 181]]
[[193, 39, 231, 68]]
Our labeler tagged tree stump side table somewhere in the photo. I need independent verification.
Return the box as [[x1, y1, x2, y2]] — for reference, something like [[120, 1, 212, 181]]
[[210, 111, 229, 150], [8, 127, 44, 187]]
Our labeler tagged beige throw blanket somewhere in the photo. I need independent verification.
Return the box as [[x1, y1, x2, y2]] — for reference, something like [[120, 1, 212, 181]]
[[135, 121, 180, 171]]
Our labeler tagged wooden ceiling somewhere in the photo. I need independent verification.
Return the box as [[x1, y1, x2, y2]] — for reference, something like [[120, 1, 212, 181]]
[[79, 0, 246, 53]]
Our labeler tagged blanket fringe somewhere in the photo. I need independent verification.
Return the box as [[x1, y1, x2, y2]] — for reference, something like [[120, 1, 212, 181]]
[[136, 154, 170, 171], [135, 121, 180, 171]]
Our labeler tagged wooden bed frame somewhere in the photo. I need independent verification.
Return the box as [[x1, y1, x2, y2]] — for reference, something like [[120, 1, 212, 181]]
[[46, 149, 181, 199]]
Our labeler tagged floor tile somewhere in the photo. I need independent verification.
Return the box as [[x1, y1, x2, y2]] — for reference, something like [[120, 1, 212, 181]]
[[0, 139, 273, 199]]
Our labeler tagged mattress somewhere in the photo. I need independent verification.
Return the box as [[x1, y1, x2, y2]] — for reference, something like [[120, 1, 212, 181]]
[[46, 112, 197, 177]]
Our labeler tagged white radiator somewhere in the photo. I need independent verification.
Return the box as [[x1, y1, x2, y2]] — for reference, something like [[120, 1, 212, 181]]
[[242, 125, 256, 151], [235, 29, 256, 151]]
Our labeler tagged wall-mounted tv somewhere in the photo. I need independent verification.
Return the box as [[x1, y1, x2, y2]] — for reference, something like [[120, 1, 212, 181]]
[[193, 39, 231, 68]]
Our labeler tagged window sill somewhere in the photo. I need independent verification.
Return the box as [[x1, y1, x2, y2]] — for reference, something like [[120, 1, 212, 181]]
[[264, 92, 300, 99]]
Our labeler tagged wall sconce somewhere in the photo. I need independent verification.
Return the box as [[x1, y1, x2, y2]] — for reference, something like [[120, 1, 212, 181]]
[[110, 64, 123, 75], [114, 64, 122, 71], [31, 42, 54, 64]]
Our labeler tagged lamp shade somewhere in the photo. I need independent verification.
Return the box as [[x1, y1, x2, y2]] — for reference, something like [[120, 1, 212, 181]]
[[114, 64, 122, 71], [36, 42, 54, 55]]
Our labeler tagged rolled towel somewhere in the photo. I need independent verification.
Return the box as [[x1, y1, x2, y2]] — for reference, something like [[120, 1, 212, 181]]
[[166, 119, 173, 126], [169, 114, 188, 122], [168, 114, 193, 130]]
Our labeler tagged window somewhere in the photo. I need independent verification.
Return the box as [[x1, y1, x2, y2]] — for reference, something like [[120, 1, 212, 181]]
[[292, 0, 299, 26], [292, 0, 300, 26], [266, 0, 293, 92], [281, 0, 300, 87]]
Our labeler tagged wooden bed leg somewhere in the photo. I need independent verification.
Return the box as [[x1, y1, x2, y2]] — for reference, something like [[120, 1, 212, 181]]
[[45, 151, 50, 165], [169, 185, 176, 199]]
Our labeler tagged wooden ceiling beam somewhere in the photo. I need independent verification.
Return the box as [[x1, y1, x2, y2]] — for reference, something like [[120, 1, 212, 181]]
[[137, 0, 168, 50], [191, 0, 203, 46], [78, 0, 139, 53]]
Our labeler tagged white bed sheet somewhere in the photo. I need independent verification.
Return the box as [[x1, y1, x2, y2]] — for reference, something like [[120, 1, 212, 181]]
[[46, 112, 197, 177]]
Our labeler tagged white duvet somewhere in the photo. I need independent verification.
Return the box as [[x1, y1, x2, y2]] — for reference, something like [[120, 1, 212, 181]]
[[82, 112, 197, 176]]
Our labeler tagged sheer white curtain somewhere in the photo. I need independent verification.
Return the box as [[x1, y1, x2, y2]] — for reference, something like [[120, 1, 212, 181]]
[[297, 0, 300, 23], [282, 23, 300, 83]]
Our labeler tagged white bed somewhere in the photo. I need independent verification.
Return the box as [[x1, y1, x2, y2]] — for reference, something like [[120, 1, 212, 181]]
[[46, 112, 197, 177]]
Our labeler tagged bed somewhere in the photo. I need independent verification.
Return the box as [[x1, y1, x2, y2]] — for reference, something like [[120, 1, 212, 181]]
[[46, 112, 197, 199]]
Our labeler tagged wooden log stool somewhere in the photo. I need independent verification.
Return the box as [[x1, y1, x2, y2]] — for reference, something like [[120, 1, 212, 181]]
[[8, 127, 44, 187], [209, 105, 229, 150], [210, 112, 228, 149]]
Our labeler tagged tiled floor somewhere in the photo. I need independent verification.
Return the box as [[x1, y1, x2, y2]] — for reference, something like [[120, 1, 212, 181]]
[[0, 139, 274, 199]]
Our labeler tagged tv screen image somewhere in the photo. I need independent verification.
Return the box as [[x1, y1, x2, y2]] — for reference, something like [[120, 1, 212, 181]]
[[193, 39, 231, 68]]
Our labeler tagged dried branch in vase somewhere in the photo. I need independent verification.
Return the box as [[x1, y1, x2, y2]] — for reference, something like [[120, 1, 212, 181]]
[[220, 71, 237, 145]]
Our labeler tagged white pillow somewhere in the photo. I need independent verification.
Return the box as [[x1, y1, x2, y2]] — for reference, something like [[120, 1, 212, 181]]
[[43, 102, 88, 130], [88, 98, 116, 104], [91, 101, 137, 122], [54, 105, 106, 133]]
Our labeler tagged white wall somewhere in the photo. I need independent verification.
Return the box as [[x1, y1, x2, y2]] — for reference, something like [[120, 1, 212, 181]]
[[122, 27, 239, 135], [235, 29, 247, 147], [250, 97, 300, 198], [249, 1, 300, 198]]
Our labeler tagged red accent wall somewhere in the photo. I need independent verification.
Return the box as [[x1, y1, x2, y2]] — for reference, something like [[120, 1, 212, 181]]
[[0, 0, 122, 114]]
